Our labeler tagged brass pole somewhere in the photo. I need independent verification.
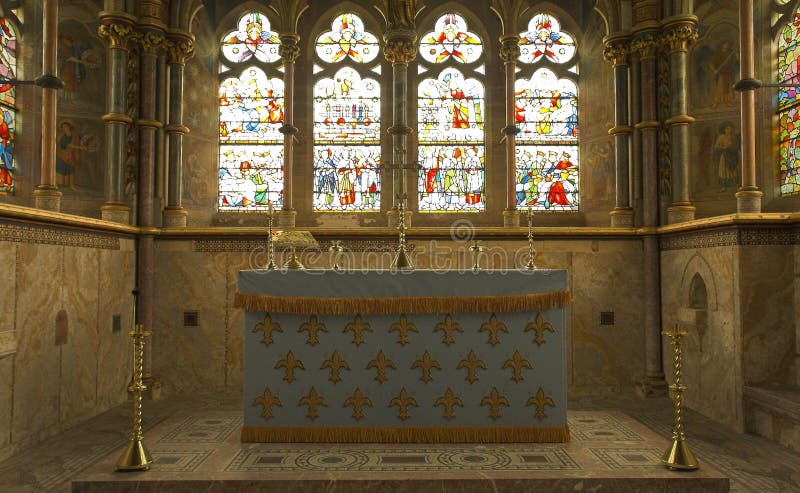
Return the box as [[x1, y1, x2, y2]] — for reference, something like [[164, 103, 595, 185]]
[[661, 324, 699, 470]]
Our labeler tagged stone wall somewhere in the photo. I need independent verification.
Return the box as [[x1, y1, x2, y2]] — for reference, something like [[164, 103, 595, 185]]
[[0, 221, 134, 461]]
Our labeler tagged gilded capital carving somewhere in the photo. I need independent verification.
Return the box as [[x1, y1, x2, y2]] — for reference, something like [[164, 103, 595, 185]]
[[660, 24, 698, 53], [165, 36, 195, 65], [140, 31, 165, 55], [279, 35, 300, 63], [98, 21, 135, 50], [631, 32, 659, 59], [384, 37, 417, 65], [499, 36, 520, 64], [603, 41, 630, 66]]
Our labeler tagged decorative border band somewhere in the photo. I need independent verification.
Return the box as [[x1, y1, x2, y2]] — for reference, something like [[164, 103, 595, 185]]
[[233, 290, 571, 314], [0, 223, 120, 250], [660, 228, 800, 250], [241, 425, 570, 443], [194, 239, 415, 253]]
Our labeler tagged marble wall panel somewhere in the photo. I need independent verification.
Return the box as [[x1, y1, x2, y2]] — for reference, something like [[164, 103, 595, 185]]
[[739, 245, 796, 387], [0, 357, 12, 454], [661, 246, 742, 430], [0, 242, 15, 333], [12, 244, 64, 445], [59, 248, 99, 425], [153, 250, 227, 394], [96, 246, 135, 411]]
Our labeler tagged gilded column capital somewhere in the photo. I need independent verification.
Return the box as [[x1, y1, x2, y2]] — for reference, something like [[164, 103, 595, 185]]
[[499, 35, 521, 64], [384, 35, 417, 65], [603, 35, 630, 67], [164, 34, 195, 65], [659, 23, 698, 53], [631, 32, 659, 59], [279, 34, 300, 63], [139, 31, 166, 55], [98, 21, 136, 50]]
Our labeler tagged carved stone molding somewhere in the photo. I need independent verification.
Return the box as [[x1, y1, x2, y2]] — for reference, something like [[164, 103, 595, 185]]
[[659, 24, 698, 53], [499, 35, 521, 64], [0, 223, 121, 249], [384, 36, 417, 65], [603, 40, 630, 67], [139, 31, 166, 55], [660, 228, 800, 250], [279, 35, 300, 63], [98, 21, 136, 50], [165, 35, 195, 65], [631, 32, 659, 59]]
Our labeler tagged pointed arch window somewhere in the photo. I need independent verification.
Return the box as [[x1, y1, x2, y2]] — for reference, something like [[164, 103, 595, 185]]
[[777, 4, 800, 195], [515, 13, 579, 210], [312, 13, 381, 211], [218, 12, 284, 210], [418, 13, 485, 212], [0, 18, 17, 195]]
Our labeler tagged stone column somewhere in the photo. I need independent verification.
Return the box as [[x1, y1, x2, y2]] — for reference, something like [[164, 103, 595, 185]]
[[278, 35, 300, 227], [661, 18, 698, 224], [604, 34, 634, 227], [384, 28, 416, 227], [98, 14, 136, 223], [162, 32, 194, 227], [500, 35, 521, 227], [632, 31, 667, 396], [734, 0, 762, 212], [33, 0, 62, 211]]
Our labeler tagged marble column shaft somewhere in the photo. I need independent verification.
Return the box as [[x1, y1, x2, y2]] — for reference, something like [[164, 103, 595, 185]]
[[384, 32, 416, 225], [736, 0, 762, 212], [163, 33, 193, 227], [662, 20, 698, 223], [604, 37, 634, 227], [98, 17, 135, 223], [279, 35, 300, 227], [500, 36, 521, 227], [34, 0, 61, 211]]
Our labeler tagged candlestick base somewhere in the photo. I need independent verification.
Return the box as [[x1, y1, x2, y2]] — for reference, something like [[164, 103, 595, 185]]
[[662, 437, 698, 470], [116, 437, 153, 471]]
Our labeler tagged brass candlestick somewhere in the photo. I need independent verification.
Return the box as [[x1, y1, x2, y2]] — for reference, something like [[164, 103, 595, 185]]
[[116, 292, 153, 471], [266, 201, 277, 270], [329, 240, 344, 270], [469, 240, 484, 272], [662, 324, 699, 470], [525, 206, 537, 270], [391, 194, 413, 270]]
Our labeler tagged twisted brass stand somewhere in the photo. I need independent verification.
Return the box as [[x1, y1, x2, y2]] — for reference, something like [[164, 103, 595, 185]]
[[391, 194, 413, 270], [116, 292, 153, 471], [525, 206, 537, 270], [662, 324, 699, 470], [266, 201, 277, 270]]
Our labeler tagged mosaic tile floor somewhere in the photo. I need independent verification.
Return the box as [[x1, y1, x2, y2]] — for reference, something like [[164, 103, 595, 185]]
[[0, 391, 798, 492]]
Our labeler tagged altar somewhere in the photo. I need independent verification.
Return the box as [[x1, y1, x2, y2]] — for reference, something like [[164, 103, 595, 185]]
[[234, 269, 570, 443]]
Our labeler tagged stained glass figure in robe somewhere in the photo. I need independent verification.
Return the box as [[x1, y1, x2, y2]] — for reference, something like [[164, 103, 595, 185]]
[[316, 14, 379, 64], [778, 6, 800, 195], [519, 13, 576, 65], [515, 145, 578, 210], [222, 12, 281, 65], [0, 17, 16, 194], [419, 13, 482, 64], [515, 68, 577, 143], [313, 145, 380, 210]]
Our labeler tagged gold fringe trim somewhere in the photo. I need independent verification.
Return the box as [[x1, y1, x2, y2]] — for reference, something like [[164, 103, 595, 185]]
[[233, 291, 571, 315], [241, 425, 570, 443]]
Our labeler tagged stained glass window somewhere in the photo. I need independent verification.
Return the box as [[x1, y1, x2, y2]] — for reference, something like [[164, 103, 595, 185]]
[[0, 18, 16, 195], [218, 12, 284, 209], [313, 13, 381, 211], [778, 5, 800, 195], [515, 14, 579, 210], [418, 14, 485, 212]]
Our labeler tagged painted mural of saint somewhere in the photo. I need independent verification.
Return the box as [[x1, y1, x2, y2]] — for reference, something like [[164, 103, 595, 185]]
[[713, 121, 740, 191]]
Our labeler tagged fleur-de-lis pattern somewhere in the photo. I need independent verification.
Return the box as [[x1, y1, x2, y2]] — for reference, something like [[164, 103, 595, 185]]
[[479, 313, 508, 346], [252, 314, 283, 345], [389, 314, 418, 346], [320, 351, 351, 384], [343, 387, 373, 421], [526, 387, 556, 421], [299, 315, 328, 346], [344, 314, 372, 347], [502, 350, 533, 383], [525, 312, 554, 346], [245, 307, 565, 429], [252, 386, 282, 420], [434, 314, 463, 346]]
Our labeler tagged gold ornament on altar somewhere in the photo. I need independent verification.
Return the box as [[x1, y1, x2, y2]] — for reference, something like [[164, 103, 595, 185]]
[[391, 194, 414, 270], [265, 201, 277, 270], [662, 324, 699, 470], [328, 240, 344, 270], [469, 240, 484, 271], [273, 230, 318, 270], [524, 206, 538, 270], [116, 290, 153, 471]]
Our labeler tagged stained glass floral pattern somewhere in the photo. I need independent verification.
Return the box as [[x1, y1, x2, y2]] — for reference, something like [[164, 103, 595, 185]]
[[222, 12, 280, 65], [519, 14, 576, 65], [218, 13, 285, 210], [420, 13, 482, 65], [0, 18, 16, 194], [418, 65, 485, 211], [778, 7, 800, 195], [316, 14, 379, 65], [313, 13, 381, 211]]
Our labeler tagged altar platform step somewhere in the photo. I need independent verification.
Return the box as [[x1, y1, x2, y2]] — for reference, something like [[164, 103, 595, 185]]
[[71, 410, 728, 493]]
